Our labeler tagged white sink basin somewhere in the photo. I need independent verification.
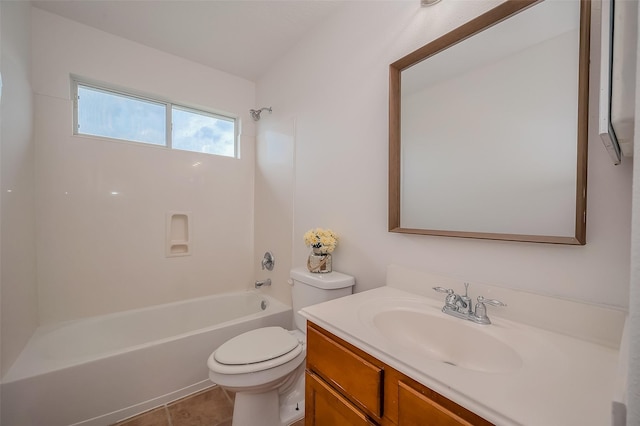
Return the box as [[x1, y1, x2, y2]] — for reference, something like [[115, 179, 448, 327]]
[[372, 308, 522, 373]]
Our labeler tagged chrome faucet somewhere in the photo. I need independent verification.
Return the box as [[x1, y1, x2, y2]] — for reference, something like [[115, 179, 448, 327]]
[[255, 278, 271, 288], [433, 284, 506, 325]]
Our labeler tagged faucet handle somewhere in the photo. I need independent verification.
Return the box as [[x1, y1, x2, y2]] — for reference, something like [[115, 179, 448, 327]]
[[434, 287, 463, 311], [473, 296, 506, 325], [477, 296, 506, 307], [261, 251, 275, 271]]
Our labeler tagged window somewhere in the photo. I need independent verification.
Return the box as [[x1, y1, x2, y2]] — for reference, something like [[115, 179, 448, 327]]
[[172, 106, 236, 157], [76, 85, 166, 146], [73, 78, 238, 158]]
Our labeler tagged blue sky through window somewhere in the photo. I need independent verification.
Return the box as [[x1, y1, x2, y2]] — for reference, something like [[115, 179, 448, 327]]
[[172, 107, 235, 157], [75, 82, 237, 158], [77, 85, 166, 146]]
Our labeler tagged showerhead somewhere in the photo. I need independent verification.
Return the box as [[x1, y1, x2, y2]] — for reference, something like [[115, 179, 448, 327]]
[[250, 107, 272, 121]]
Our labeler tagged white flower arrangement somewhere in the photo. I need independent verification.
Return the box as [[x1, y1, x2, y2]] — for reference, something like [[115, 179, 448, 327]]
[[303, 228, 338, 254]]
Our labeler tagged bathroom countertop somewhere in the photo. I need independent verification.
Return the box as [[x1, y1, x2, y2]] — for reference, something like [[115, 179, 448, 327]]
[[300, 286, 619, 426]]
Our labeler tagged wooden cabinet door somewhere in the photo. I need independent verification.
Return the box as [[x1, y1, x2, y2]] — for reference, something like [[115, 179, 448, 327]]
[[306, 371, 377, 426], [397, 381, 475, 426]]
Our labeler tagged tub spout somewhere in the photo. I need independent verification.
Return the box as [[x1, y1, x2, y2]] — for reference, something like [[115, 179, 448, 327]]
[[255, 278, 271, 288]]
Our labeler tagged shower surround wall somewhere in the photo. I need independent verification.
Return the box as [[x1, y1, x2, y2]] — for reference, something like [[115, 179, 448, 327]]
[[1, 1, 38, 378], [31, 8, 257, 325]]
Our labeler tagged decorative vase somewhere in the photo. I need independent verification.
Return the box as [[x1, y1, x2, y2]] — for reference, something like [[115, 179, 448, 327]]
[[307, 248, 332, 273]]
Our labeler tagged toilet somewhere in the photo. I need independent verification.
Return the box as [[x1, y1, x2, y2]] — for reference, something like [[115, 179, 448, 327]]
[[207, 267, 355, 426]]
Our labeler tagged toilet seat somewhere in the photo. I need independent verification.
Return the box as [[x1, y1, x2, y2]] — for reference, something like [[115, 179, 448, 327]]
[[209, 327, 304, 375]]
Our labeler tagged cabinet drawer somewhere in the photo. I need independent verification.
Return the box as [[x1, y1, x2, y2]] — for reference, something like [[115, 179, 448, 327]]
[[306, 325, 383, 418], [305, 372, 377, 426]]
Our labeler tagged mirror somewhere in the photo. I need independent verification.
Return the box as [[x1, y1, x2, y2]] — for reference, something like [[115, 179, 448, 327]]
[[389, 0, 589, 244]]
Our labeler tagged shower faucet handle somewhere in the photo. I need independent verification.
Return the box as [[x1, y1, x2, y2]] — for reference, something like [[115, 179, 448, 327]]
[[261, 251, 275, 271]]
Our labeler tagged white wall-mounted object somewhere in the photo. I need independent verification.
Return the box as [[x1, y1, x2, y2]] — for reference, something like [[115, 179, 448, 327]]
[[599, 0, 637, 165], [166, 211, 191, 257]]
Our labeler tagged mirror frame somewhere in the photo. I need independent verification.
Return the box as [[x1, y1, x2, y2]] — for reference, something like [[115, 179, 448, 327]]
[[389, 0, 590, 245]]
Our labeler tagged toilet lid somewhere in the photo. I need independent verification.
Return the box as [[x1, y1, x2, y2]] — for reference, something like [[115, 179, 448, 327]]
[[214, 326, 300, 365]]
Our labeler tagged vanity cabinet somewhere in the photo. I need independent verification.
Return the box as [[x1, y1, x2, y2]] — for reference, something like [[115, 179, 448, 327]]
[[305, 322, 493, 426]]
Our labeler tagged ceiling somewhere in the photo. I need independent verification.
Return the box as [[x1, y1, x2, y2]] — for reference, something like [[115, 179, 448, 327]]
[[31, 0, 347, 81]]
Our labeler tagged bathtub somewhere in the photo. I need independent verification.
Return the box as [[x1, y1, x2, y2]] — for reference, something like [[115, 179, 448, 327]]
[[1, 291, 292, 426]]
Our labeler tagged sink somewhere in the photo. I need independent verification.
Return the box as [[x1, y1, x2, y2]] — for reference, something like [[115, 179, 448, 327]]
[[372, 309, 522, 374]]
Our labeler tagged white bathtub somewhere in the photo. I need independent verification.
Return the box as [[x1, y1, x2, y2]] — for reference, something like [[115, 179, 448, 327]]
[[1, 291, 292, 426]]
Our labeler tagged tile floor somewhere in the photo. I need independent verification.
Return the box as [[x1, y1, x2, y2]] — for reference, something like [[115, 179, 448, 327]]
[[112, 386, 305, 426]]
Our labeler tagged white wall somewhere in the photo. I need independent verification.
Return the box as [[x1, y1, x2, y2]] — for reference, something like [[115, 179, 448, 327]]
[[0, 2, 38, 378], [31, 8, 257, 324], [627, 3, 640, 423], [256, 0, 632, 309]]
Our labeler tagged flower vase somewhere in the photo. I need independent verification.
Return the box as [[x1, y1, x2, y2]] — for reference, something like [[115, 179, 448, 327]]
[[307, 248, 332, 273]]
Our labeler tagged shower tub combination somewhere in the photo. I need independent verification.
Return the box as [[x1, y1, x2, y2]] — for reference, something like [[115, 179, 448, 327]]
[[1, 291, 291, 426]]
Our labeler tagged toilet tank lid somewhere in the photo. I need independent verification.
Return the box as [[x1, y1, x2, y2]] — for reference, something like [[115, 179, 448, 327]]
[[290, 267, 355, 289]]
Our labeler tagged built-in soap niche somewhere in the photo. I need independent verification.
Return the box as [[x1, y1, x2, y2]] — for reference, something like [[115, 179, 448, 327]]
[[166, 211, 191, 257]]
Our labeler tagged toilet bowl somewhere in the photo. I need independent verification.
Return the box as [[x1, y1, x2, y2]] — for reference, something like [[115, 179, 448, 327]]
[[207, 267, 355, 426], [208, 327, 306, 426]]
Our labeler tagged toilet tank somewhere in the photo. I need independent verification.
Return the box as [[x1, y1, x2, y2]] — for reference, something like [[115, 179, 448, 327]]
[[290, 267, 355, 332]]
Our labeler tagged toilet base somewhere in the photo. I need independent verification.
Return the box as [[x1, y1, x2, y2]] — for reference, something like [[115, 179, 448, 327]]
[[231, 392, 304, 426], [232, 390, 279, 426], [279, 371, 305, 425], [280, 397, 305, 426], [230, 368, 305, 426]]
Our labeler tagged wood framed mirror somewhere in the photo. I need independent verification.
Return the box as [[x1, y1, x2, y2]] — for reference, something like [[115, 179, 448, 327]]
[[389, 0, 590, 244]]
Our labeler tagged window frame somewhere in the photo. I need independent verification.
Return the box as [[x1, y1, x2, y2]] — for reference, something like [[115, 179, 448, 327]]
[[71, 76, 239, 158]]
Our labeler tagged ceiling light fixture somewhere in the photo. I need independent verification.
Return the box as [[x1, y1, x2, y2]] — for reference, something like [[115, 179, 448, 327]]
[[421, 0, 442, 6]]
